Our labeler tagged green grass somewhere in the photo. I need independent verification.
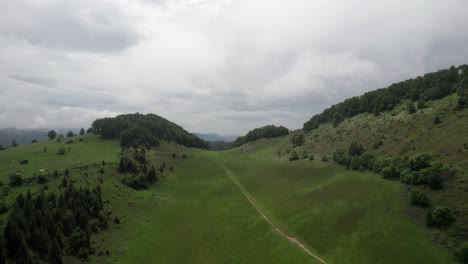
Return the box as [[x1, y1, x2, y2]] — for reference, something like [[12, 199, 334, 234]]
[[112, 150, 317, 264], [0, 134, 459, 263], [216, 142, 456, 263]]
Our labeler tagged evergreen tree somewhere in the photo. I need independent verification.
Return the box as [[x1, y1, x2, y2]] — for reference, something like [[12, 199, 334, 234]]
[[48, 240, 63, 264]]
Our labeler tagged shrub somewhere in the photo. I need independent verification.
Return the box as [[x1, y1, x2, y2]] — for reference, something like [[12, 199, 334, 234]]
[[407, 103, 416, 114], [302, 150, 309, 159], [426, 206, 455, 227], [309, 154, 315, 161], [348, 141, 365, 157], [333, 149, 349, 165], [57, 147, 66, 155], [410, 188, 431, 207], [409, 153, 432, 171], [36, 175, 48, 184], [289, 150, 299, 161], [321, 156, 329, 162], [9, 174, 23, 186], [381, 165, 399, 180], [291, 133, 305, 147], [434, 115, 441, 124]]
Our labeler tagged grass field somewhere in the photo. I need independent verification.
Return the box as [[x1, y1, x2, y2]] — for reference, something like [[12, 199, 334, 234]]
[[217, 139, 456, 264], [0, 135, 459, 263]]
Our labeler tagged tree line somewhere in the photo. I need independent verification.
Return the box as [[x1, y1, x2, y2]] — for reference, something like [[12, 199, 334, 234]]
[[304, 65, 468, 131], [91, 113, 209, 149], [233, 125, 289, 147]]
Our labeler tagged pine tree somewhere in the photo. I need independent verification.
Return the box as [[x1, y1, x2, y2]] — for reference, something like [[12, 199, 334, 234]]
[[48, 240, 63, 264]]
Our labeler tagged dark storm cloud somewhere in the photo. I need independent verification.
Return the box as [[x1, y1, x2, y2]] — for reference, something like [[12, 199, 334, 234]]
[[0, 0, 467, 134]]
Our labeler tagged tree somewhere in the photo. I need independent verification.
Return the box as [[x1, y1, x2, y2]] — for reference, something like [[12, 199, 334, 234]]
[[79, 128, 85, 136], [456, 243, 468, 264], [31, 139, 38, 143], [11, 140, 18, 147], [48, 130, 57, 140], [86, 127, 94, 134], [0, 144, 5, 151], [66, 131, 75, 137], [48, 240, 63, 264]]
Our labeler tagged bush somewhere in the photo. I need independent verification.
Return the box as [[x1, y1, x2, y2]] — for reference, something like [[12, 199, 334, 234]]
[[348, 141, 365, 157], [309, 154, 315, 161], [8, 174, 23, 186], [381, 166, 399, 180], [333, 149, 349, 165], [291, 133, 305, 147], [36, 175, 48, 184], [321, 156, 329, 162], [407, 103, 416, 114], [289, 150, 299, 161], [410, 188, 431, 207], [409, 153, 432, 171], [426, 206, 455, 227], [57, 147, 66, 155], [302, 150, 309, 159], [434, 115, 441, 124]]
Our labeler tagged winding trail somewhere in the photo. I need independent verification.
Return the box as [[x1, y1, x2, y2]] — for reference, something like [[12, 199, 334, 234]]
[[222, 166, 328, 264]]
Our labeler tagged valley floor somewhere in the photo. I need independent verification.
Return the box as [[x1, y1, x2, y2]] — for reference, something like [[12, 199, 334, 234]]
[[112, 147, 455, 264]]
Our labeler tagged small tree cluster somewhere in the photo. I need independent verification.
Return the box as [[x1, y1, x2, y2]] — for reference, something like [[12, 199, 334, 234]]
[[118, 150, 160, 189]]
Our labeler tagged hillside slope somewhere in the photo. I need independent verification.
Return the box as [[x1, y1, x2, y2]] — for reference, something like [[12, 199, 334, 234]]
[[276, 93, 467, 258]]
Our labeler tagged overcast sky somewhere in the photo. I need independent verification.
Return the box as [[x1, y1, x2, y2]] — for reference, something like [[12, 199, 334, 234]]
[[0, 0, 467, 135]]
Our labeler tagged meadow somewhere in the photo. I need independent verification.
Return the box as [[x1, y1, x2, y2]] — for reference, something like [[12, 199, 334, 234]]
[[0, 135, 457, 263]]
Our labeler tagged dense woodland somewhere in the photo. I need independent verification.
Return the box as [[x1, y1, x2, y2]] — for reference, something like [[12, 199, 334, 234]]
[[92, 113, 209, 149], [0, 183, 107, 263], [304, 65, 468, 131], [233, 125, 289, 147]]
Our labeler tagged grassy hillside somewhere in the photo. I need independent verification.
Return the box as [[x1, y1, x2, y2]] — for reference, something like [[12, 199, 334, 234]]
[[271, 93, 467, 258], [219, 138, 456, 264]]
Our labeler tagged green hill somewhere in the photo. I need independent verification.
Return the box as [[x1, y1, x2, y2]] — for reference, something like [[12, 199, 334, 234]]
[[92, 113, 209, 149]]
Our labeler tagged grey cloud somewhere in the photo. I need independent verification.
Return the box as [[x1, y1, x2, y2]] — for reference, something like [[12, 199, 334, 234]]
[[0, 0, 467, 135], [10, 74, 56, 87], [0, 0, 137, 53]]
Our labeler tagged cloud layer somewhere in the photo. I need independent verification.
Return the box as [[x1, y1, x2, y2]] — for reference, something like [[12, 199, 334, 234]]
[[1, 0, 467, 134]]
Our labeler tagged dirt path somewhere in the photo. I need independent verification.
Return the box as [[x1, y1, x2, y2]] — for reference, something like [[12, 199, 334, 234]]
[[222, 166, 328, 264]]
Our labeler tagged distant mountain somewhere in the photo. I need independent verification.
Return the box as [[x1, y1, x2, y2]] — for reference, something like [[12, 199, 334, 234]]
[[0, 128, 84, 148], [0, 128, 49, 147], [194, 133, 238, 143]]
